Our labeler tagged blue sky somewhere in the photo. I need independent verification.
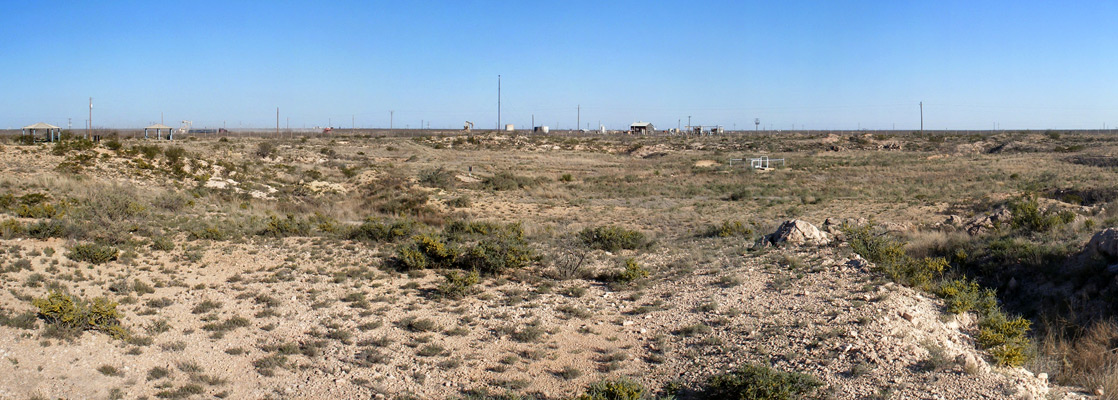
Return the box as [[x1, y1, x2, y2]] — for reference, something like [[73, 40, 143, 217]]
[[2, 1, 1116, 130]]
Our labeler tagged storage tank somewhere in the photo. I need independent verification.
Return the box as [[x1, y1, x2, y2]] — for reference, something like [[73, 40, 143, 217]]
[[541, 126, 549, 134], [505, 124, 515, 131]]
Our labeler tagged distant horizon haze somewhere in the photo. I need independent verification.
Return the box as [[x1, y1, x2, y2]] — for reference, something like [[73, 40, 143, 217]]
[[2, 1, 1116, 131]]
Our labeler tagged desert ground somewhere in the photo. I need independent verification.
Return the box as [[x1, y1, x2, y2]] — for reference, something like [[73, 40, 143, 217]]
[[2, 130, 1117, 399]]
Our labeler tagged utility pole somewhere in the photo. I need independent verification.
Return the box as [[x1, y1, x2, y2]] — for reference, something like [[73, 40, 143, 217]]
[[352, 115, 355, 130], [919, 101, 923, 133], [390, 111, 394, 130], [688, 116, 691, 131], [161, 112, 164, 125], [531, 115, 534, 130], [88, 97, 93, 139], [577, 105, 580, 132], [497, 75, 501, 131], [276, 108, 280, 137], [677, 119, 680, 132]]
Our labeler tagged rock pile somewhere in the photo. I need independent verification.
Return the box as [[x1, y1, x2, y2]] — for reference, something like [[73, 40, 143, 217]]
[[768, 219, 831, 246]]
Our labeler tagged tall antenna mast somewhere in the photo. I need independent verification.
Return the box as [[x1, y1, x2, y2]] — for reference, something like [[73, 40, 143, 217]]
[[88, 97, 93, 139], [919, 101, 924, 133], [497, 75, 502, 131]]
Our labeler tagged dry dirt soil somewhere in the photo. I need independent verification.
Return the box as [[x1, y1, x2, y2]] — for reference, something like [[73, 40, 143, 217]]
[[0, 131, 1112, 399]]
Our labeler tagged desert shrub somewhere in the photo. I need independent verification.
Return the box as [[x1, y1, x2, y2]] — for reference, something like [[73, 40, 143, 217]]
[[347, 218, 415, 242], [32, 291, 127, 339], [258, 214, 311, 237], [151, 236, 175, 251], [1, 219, 24, 238], [701, 364, 823, 400], [103, 139, 123, 151], [482, 172, 539, 191], [574, 378, 645, 400], [163, 146, 186, 165], [579, 225, 649, 252], [418, 167, 456, 189], [702, 220, 754, 238], [394, 234, 457, 270], [26, 220, 67, 239], [843, 224, 944, 290], [255, 142, 275, 158], [447, 195, 471, 208], [977, 310, 1031, 367], [67, 243, 119, 264], [560, 173, 574, 182], [1008, 196, 1074, 233], [51, 138, 95, 155], [437, 270, 480, 299], [133, 144, 162, 159], [935, 278, 997, 315], [0, 308, 38, 329], [618, 258, 649, 282], [455, 228, 533, 275], [17, 202, 65, 218]]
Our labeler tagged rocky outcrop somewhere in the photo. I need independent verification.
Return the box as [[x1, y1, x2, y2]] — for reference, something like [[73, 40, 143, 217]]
[[769, 219, 831, 246], [1086, 228, 1118, 259], [966, 207, 1013, 235]]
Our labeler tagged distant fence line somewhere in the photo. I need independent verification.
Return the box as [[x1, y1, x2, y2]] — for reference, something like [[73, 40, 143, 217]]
[[1, 128, 1117, 140]]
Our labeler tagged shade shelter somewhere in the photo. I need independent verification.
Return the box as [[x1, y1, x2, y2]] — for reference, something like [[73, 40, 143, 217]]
[[22, 122, 62, 142], [144, 124, 174, 140]]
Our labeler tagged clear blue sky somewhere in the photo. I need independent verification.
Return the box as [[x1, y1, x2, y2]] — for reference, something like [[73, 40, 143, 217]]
[[2, 1, 1116, 131]]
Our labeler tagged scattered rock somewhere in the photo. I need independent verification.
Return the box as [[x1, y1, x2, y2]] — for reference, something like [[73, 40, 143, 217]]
[[1086, 228, 1118, 258], [768, 219, 831, 246]]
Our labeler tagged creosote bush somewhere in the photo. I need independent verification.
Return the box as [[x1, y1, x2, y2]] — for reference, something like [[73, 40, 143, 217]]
[[574, 378, 645, 400], [481, 172, 539, 191], [32, 291, 127, 340], [702, 364, 823, 400], [67, 243, 119, 265], [579, 225, 649, 252], [702, 220, 755, 238]]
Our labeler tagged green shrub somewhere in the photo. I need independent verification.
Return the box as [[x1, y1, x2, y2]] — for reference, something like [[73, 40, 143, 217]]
[[67, 243, 119, 264], [151, 236, 175, 251], [258, 214, 311, 237], [935, 279, 998, 315], [1007, 196, 1074, 233], [560, 173, 574, 182], [575, 378, 645, 400], [843, 224, 945, 290], [702, 364, 823, 400], [347, 218, 416, 242], [619, 258, 649, 282], [26, 220, 66, 239], [0, 308, 38, 329], [579, 225, 649, 252], [163, 146, 186, 165], [32, 291, 127, 339], [455, 228, 533, 275], [702, 220, 754, 238], [394, 234, 457, 270], [103, 139, 123, 151], [418, 167, 456, 189], [977, 311, 1031, 367], [437, 270, 480, 299], [482, 172, 539, 191], [1, 219, 24, 238], [255, 142, 275, 158], [133, 144, 162, 159]]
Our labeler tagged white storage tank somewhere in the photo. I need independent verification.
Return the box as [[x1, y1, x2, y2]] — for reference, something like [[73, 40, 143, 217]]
[[541, 126, 549, 133], [505, 124, 515, 131]]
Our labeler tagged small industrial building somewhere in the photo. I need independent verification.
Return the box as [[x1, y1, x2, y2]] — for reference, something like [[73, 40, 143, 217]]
[[22, 122, 62, 142], [144, 124, 174, 140], [630, 122, 654, 135]]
